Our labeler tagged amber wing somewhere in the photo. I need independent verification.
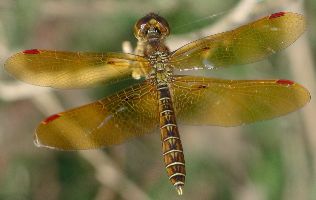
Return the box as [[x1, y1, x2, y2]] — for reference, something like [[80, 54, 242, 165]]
[[35, 81, 158, 150], [172, 76, 310, 126], [170, 12, 305, 71], [5, 49, 149, 88]]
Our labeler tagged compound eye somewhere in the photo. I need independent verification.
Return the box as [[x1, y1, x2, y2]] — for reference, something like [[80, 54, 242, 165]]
[[134, 23, 148, 39], [155, 21, 169, 37], [134, 24, 145, 39]]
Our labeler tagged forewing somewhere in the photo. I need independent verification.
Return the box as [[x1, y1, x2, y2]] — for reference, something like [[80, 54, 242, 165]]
[[170, 12, 306, 71], [5, 49, 150, 88], [172, 76, 310, 126], [35, 81, 158, 150]]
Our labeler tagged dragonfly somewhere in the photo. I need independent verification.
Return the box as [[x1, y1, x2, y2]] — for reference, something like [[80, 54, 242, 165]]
[[4, 12, 310, 195]]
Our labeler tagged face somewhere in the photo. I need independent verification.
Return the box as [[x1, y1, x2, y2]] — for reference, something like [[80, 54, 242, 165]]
[[134, 13, 170, 41]]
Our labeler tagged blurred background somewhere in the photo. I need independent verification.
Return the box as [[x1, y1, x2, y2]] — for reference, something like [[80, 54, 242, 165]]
[[0, 0, 316, 199]]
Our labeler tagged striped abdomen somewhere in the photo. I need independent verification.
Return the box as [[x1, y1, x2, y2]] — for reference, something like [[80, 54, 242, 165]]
[[157, 84, 185, 195]]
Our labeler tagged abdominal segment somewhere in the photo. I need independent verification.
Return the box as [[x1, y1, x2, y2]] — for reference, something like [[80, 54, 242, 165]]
[[158, 85, 186, 189]]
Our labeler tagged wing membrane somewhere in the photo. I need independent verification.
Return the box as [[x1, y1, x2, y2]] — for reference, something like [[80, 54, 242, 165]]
[[5, 50, 150, 88], [172, 76, 310, 126], [35, 81, 158, 150], [170, 12, 305, 71]]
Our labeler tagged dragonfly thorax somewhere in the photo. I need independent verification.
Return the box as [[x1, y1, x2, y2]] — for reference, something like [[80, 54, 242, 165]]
[[148, 57, 173, 85], [147, 52, 173, 85]]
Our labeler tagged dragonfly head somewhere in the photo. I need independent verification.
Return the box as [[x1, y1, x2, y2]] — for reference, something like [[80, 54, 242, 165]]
[[134, 13, 170, 41]]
